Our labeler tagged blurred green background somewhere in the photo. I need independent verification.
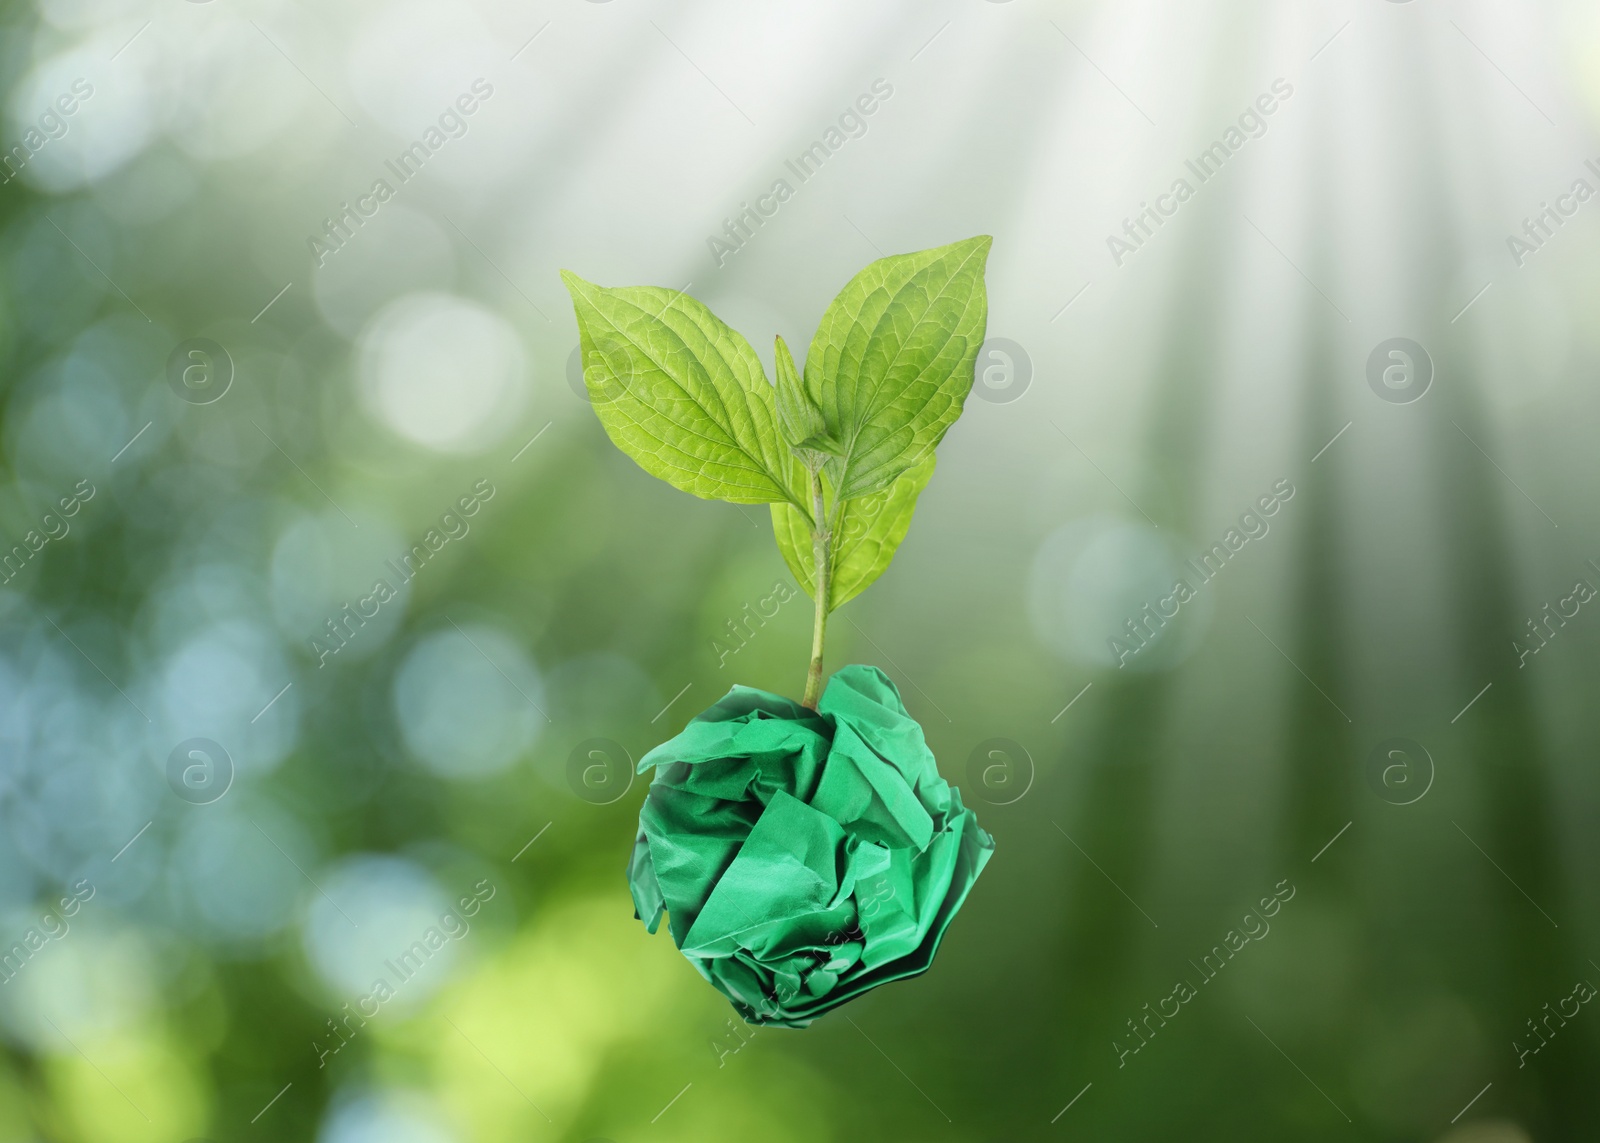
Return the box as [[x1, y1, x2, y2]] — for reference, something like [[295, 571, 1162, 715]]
[[1, 0, 1598, 1140]]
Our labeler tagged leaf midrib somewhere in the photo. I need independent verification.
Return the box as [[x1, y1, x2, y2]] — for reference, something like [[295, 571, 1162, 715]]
[[586, 287, 804, 504], [828, 242, 987, 491]]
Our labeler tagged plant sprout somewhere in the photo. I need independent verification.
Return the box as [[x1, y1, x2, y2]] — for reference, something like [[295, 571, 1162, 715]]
[[562, 235, 991, 707]]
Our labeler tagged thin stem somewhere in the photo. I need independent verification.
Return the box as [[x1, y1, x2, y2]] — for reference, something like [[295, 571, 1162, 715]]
[[801, 467, 830, 709]]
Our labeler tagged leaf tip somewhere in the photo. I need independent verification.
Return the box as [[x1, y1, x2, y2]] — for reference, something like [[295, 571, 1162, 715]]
[[773, 333, 797, 372], [558, 268, 592, 299]]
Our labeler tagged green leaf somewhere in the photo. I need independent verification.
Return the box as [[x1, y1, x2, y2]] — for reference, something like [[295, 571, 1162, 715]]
[[773, 335, 826, 449], [774, 334, 843, 469], [829, 453, 936, 607], [770, 493, 814, 598], [562, 272, 808, 509], [805, 236, 990, 500], [770, 453, 936, 610]]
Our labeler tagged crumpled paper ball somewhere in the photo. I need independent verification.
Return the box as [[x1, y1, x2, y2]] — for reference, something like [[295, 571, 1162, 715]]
[[626, 664, 994, 1027]]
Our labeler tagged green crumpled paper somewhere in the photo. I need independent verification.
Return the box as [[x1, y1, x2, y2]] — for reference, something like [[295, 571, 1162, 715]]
[[626, 664, 994, 1027]]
